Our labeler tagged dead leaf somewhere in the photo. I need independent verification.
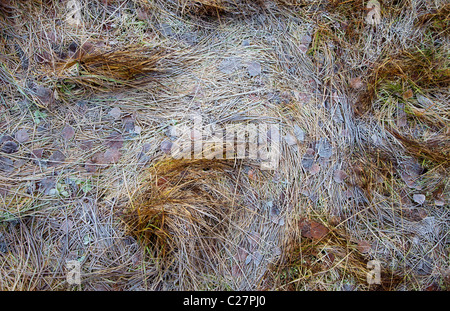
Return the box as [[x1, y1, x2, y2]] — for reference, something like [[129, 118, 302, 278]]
[[293, 125, 305, 142], [142, 143, 151, 153], [306, 148, 315, 156], [333, 169, 348, 183], [329, 215, 343, 226], [86, 152, 107, 173], [15, 129, 29, 143], [298, 44, 308, 54], [271, 215, 285, 226], [109, 107, 122, 120], [80, 140, 93, 151], [247, 61, 261, 77], [122, 118, 135, 133], [34, 85, 55, 108], [131, 252, 142, 266], [219, 57, 242, 74], [413, 194, 426, 205], [1, 141, 18, 154], [357, 240, 371, 253], [425, 283, 440, 291], [85, 161, 97, 173], [104, 132, 123, 149], [31, 148, 44, 159], [156, 176, 168, 188], [318, 138, 332, 158], [273, 246, 281, 257], [136, 8, 149, 21], [134, 125, 142, 135], [48, 150, 66, 166], [103, 148, 121, 163], [323, 252, 336, 267], [349, 77, 364, 90], [269, 203, 285, 225], [34, 50, 53, 64], [309, 163, 320, 175], [0, 135, 13, 145], [161, 141, 173, 154], [302, 149, 314, 169], [68, 41, 78, 56], [14, 158, 26, 169], [41, 30, 58, 44], [293, 91, 311, 104], [412, 208, 428, 220], [0, 156, 14, 172], [299, 219, 329, 240], [61, 125, 75, 141], [403, 89, 413, 100], [299, 34, 312, 45], [160, 23, 173, 37], [37, 177, 56, 195], [138, 143, 151, 164], [400, 170, 422, 190], [344, 189, 354, 199], [73, 41, 95, 58], [93, 152, 108, 165]]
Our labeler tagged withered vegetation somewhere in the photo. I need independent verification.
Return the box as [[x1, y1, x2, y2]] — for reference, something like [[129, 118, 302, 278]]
[[0, 0, 448, 291]]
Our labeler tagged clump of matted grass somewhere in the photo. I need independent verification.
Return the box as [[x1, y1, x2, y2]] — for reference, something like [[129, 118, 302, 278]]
[[358, 47, 450, 116], [55, 44, 172, 94], [0, 0, 189, 103], [123, 158, 243, 258], [121, 157, 285, 289], [264, 224, 405, 291], [363, 46, 450, 167]]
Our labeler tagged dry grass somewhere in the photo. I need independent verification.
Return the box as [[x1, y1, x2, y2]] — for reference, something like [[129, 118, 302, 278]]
[[55, 44, 170, 93], [122, 158, 279, 289], [155, 0, 305, 16], [0, 0, 449, 291], [357, 47, 450, 117], [264, 225, 406, 291]]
